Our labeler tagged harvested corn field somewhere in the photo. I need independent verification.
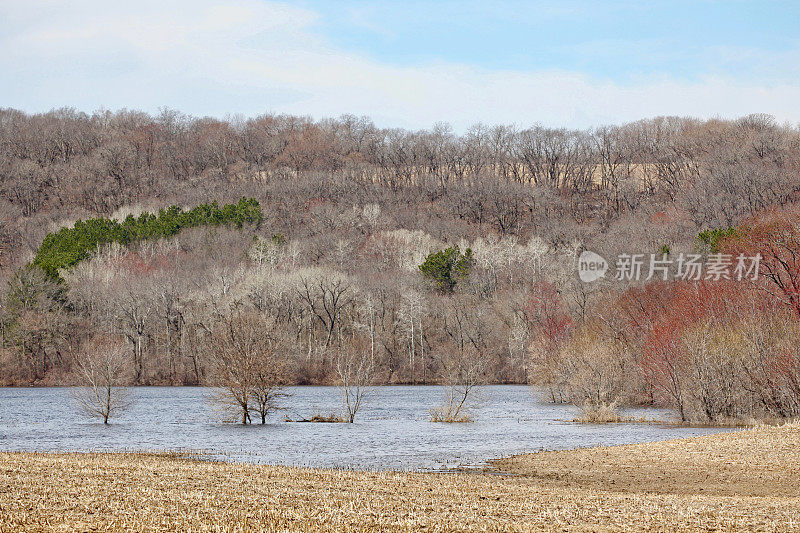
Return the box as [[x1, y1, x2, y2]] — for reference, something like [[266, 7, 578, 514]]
[[1, 423, 799, 531]]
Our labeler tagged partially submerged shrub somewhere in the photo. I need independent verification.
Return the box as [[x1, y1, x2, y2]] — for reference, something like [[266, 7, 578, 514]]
[[574, 401, 623, 424], [429, 406, 473, 423]]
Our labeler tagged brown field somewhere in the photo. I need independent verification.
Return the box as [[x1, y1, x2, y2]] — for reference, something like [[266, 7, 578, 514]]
[[1, 423, 799, 532]]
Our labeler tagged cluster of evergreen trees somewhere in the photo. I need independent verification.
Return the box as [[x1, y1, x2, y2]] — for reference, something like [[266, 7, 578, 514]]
[[419, 246, 474, 293], [33, 198, 262, 279]]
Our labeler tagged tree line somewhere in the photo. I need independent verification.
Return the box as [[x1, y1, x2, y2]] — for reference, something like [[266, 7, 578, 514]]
[[1, 107, 800, 424], [33, 198, 262, 279], [1, 107, 798, 267]]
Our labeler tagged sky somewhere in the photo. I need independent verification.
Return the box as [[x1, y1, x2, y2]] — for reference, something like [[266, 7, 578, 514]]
[[1, 0, 800, 130]]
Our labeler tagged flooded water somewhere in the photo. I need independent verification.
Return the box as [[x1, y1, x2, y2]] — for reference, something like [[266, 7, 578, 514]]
[[0, 385, 732, 471]]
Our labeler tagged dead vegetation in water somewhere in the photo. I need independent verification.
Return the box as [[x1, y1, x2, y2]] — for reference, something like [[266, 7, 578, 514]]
[[284, 412, 347, 423], [1, 424, 800, 531], [429, 406, 473, 423]]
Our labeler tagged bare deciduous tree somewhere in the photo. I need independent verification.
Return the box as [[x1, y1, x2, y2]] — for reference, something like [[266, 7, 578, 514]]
[[334, 344, 374, 423], [432, 299, 490, 422], [72, 336, 133, 424], [251, 329, 289, 425], [431, 348, 487, 423], [207, 309, 287, 425]]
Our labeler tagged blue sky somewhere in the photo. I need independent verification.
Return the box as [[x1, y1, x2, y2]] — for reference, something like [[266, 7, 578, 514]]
[[2, 0, 799, 129], [304, 0, 799, 81]]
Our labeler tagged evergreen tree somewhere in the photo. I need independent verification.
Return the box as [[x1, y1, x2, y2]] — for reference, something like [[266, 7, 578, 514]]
[[33, 198, 263, 280], [418, 246, 474, 293]]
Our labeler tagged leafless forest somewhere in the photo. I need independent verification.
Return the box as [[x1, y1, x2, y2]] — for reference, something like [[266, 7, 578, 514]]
[[2, 107, 799, 423]]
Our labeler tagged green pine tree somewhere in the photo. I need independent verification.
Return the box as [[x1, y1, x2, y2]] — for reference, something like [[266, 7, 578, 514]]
[[418, 246, 474, 293]]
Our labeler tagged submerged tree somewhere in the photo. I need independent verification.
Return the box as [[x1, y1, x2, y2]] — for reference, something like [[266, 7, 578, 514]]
[[72, 336, 133, 424], [251, 333, 289, 424], [334, 344, 374, 423], [431, 300, 488, 422], [431, 348, 487, 423], [207, 309, 287, 425]]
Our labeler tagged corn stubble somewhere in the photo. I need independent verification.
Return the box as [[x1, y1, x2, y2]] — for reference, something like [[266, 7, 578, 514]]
[[1, 424, 800, 531]]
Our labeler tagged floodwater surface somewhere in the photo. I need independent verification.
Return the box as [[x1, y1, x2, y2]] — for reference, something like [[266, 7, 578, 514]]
[[0, 386, 733, 471]]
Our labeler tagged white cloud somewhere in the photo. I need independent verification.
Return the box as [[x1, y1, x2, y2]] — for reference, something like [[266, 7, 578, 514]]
[[2, 0, 799, 130]]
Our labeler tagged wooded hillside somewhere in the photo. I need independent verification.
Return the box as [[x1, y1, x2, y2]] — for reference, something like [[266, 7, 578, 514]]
[[1, 107, 799, 423]]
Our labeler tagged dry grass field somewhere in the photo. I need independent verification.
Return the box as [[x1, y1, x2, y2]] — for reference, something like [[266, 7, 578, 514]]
[[1, 423, 799, 532]]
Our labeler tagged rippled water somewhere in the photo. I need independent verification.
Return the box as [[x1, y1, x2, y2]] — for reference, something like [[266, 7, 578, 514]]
[[0, 386, 732, 471]]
